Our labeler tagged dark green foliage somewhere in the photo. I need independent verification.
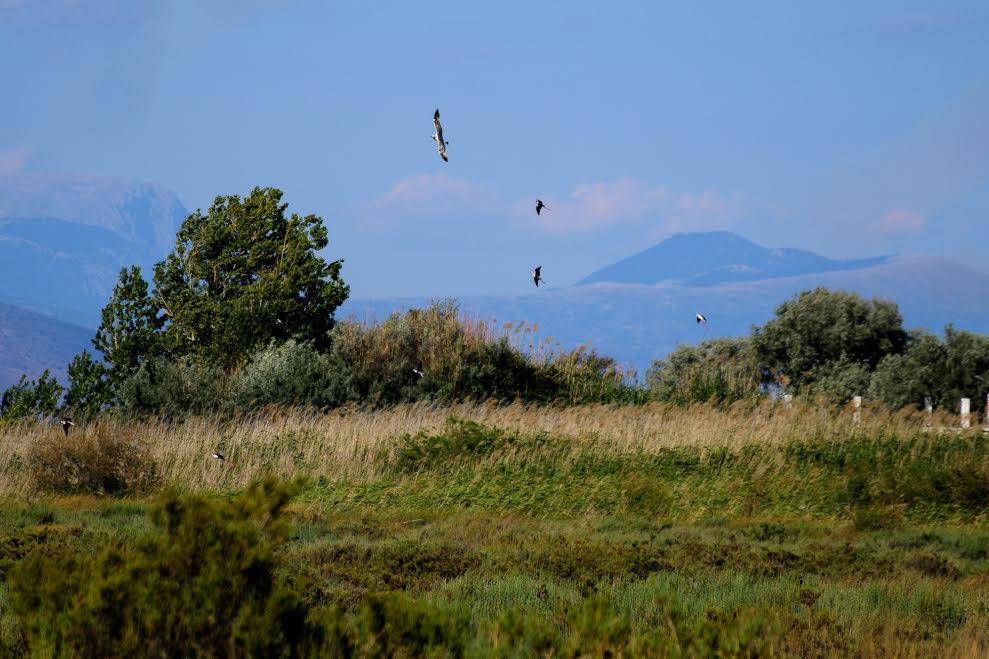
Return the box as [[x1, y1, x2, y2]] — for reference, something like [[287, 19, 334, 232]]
[[153, 187, 349, 368], [646, 337, 758, 405], [354, 592, 470, 657], [225, 339, 348, 411], [809, 357, 873, 402], [752, 288, 907, 389], [389, 418, 536, 474], [92, 266, 162, 385], [870, 326, 989, 410], [63, 350, 112, 420], [0, 370, 63, 421], [8, 478, 325, 657], [117, 357, 224, 418]]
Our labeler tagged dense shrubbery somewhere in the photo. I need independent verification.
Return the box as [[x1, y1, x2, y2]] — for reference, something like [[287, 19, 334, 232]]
[[9, 479, 325, 656], [3, 183, 989, 417], [106, 302, 643, 418], [647, 288, 989, 411], [646, 337, 760, 405]]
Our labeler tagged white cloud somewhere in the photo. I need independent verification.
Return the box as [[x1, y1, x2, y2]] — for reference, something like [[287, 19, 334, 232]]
[[0, 146, 33, 175], [516, 178, 743, 235], [879, 208, 926, 233], [368, 173, 497, 216]]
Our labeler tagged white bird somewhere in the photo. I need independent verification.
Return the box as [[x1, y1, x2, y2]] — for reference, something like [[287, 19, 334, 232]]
[[431, 109, 448, 162], [211, 451, 225, 461], [696, 313, 708, 324], [532, 266, 544, 288]]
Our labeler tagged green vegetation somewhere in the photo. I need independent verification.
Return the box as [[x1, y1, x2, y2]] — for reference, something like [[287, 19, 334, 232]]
[[2, 186, 989, 655], [0, 413, 985, 656], [647, 288, 989, 411]]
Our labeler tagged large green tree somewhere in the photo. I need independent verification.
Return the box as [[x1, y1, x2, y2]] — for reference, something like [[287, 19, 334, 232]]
[[153, 187, 349, 367], [751, 288, 907, 388], [93, 266, 162, 384]]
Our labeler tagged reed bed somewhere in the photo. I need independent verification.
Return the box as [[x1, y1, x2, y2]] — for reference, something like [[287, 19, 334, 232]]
[[0, 399, 963, 495]]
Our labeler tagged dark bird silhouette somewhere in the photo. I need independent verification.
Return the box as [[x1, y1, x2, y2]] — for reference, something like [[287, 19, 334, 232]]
[[412, 366, 424, 378], [695, 313, 708, 324], [211, 451, 225, 462], [535, 199, 549, 215], [431, 109, 448, 162], [61, 419, 74, 437], [532, 266, 544, 288]]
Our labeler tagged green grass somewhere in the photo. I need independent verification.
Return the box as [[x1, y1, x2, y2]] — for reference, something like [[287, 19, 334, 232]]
[[0, 416, 985, 656]]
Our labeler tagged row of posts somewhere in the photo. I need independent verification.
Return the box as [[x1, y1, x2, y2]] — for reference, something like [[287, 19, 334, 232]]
[[851, 393, 989, 429]]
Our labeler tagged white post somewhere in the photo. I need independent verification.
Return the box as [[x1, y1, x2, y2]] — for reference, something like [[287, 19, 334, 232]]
[[924, 397, 933, 428], [961, 398, 971, 429], [852, 396, 862, 424], [985, 393, 989, 431]]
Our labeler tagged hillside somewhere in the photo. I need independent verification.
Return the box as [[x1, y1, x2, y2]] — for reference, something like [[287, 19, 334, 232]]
[[0, 174, 186, 327], [0, 302, 92, 391]]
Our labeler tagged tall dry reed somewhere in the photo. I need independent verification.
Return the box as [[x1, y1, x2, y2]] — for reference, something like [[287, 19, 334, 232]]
[[0, 399, 962, 496]]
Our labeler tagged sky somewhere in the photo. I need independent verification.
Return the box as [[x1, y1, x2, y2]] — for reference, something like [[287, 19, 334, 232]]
[[1, 0, 987, 299]]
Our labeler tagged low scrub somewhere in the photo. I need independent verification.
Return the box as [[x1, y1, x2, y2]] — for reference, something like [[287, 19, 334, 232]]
[[27, 425, 159, 496]]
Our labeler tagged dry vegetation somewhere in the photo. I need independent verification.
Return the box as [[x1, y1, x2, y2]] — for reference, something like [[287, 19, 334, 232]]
[[0, 402, 986, 656], [0, 399, 957, 495]]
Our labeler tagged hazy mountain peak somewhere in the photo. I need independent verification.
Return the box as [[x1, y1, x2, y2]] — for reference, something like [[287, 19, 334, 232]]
[[578, 231, 892, 287], [0, 173, 187, 252]]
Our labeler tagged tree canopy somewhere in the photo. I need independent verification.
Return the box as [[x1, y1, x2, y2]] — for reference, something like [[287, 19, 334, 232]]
[[153, 187, 349, 367], [751, 288, 907, 388]]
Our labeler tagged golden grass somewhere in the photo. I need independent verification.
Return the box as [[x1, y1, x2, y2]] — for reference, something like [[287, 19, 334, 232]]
[[0, 399, 966, 496]]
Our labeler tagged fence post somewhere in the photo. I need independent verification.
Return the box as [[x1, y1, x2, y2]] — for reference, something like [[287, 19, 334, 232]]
[[961, 398, 971, 429], [852, 396, 862, 424]]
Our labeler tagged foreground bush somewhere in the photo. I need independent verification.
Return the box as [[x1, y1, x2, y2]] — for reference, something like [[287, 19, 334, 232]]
[[27, 424, 158, 495], [9, 478, 325, 657]]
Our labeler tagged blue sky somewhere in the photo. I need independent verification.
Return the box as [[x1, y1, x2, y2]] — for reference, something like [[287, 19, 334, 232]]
[[1, 0, 987, 299]]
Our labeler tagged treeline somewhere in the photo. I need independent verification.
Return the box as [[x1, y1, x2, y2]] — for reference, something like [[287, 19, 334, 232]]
[[0, 187, 639, 422], [648, 288, 989, 410], [1, 186, 987, 421]]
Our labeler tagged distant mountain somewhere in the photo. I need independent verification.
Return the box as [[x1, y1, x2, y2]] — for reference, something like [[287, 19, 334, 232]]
[[0, 174, 186, 327], [0, 301, 91, 391], [342, 234, 989, 376], [578, 231, 891, 286]]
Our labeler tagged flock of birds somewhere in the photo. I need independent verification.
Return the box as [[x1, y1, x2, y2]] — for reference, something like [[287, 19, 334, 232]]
[[58, 109, 710, 462], [434, 108, 712, 316]]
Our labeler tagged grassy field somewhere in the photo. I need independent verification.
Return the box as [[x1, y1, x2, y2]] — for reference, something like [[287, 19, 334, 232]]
[[0, 402, 986, 656]]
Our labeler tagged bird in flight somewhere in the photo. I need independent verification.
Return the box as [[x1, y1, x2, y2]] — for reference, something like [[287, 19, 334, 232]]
[[61, 419, 74, 437], [431, 109, 448, 162], [211, 451, 225, 462], [535, 199, 549, 215], [696, 313, 708, 324], [412, 366, 424, 378], [532, 266, 544, 288]]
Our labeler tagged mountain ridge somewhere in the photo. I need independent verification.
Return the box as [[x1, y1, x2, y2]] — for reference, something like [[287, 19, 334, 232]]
[[577, 231, 894, 287]]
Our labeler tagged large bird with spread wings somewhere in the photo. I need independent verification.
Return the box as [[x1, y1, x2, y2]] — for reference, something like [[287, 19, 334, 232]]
[[432, 109, 448, 162]]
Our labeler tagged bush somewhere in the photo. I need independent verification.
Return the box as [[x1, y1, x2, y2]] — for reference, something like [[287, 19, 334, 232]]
[[8, 478, 326, 657], [27, 425, 159, 496], [225, 339, 351, 411], [117, 357, 224, 418], [646, 338, 759, 405]]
